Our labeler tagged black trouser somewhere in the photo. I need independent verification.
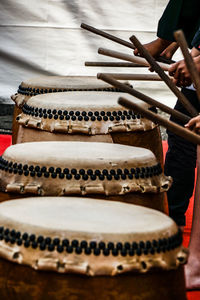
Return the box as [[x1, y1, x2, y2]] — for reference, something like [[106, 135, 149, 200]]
[[164, 88, 200, 226]]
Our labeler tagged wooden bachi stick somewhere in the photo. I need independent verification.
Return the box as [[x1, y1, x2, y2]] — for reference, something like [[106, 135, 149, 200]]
[[174, 29, 200, 103], [98, 48, 169, 71], [118, 96, 200, 145], [97, 73, 190, 124], [85, 61, 146, 67], [81, 23, 175, 64], [100, 73, 162, 81], [130, 35, 198, 117], [81, 23, 135, 50]]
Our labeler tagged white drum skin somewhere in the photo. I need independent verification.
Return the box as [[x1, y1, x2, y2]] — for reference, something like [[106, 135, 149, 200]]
[[0, 141, 170, 213], [14, 91, 163, 165], [0, 197, 188, 300], [11, 75, 125, 144]]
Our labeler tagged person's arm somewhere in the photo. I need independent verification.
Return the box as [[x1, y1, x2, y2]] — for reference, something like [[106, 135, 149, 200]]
[[185, 115, 200, 134], [134, 40, 178, 73], [134, 0, 200, 59], [134, 38, 172, 58], [160, 42, 179, 59]]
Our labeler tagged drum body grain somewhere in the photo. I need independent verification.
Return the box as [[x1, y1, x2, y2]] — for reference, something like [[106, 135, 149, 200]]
[[16, 126, 163, 166], [0, 260, 186, 300]]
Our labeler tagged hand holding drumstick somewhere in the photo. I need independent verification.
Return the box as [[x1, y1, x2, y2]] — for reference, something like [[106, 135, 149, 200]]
[[134, 38, 178, 63], [185, 115, 200, 134], [169, 55, 200, 87]]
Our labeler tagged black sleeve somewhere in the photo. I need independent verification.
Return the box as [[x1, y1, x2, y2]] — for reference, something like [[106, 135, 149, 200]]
[[191, 28, 200, 50], [157, 0, 200, 48]]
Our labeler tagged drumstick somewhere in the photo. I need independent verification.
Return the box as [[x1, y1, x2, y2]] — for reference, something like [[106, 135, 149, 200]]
[[85, 61, 146, 67], [118, 96, 200, 145], [80, 23, 175, 65], [98, 48, 169, 71], [100, 73, 163, 81], [129, 35, 198, 117], [97, 73, 190, 124], [174, 29, 200, 103]]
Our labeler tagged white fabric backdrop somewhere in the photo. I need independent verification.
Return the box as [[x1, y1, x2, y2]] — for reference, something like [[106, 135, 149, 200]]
[[0, 0, 179, 106]]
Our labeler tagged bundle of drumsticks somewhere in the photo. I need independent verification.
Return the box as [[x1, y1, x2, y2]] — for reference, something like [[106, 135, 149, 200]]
[[81, 23, 200, 145]]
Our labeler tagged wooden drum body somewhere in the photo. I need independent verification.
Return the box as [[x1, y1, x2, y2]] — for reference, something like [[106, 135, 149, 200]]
[[0, 141, 170, 213], [0, 260, 186, 300], [0, 197, 187, 300], [15, 91, 163, 164], [11, 75, 124, 144]]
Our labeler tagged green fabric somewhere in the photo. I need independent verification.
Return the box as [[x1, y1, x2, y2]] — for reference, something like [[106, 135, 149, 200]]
[[157, 0, 200, 48]]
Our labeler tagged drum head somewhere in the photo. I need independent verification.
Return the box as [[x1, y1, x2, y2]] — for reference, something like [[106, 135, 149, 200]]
[[16, 75, 122, 97], [11, 75, 126, 107], [0, 141, 171, 196], [0, 197, 187, 275], [17, 91, 156, 134]]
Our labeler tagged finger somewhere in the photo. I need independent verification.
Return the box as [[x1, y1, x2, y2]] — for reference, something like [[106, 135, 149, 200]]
[[195, 122, 200, 130], [178, 71, 192, 86], [185, 123, 195, 131], [168, 62, 179, 76], [172, 78, 178, 86], [134, 49, 139, 56], [173, 67, 181, 80], [179, 72, 187, 85], [185, 116, 200, 128]]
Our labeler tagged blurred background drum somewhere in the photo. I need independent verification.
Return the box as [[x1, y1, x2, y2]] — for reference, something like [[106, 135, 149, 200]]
[[0, 197, 187, 300], [11, 75, 126, 144], [0, 141, 170, 213], [16, 91, 163, 164]]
